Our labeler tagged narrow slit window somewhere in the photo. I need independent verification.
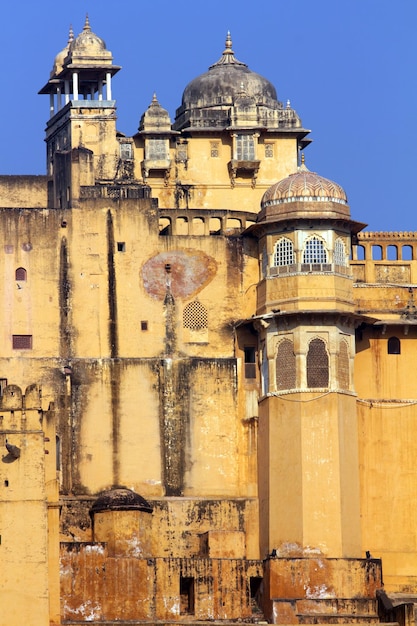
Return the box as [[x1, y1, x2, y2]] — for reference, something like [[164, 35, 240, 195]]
[[244, 346, 256, 379], [180, 577, 195, 615]]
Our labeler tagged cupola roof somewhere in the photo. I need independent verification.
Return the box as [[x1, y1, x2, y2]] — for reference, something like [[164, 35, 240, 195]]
[[90, 488, 153, 515], [67, 15, 110, 61], [138, 93, 173, 134], [257, 156, 356, 225], [262, 156, 348, 208], [50, 25, 74, 78], [173, 33, 301, 132]]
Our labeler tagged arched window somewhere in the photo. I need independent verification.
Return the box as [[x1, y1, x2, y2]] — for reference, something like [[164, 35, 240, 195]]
[[15, 267, 27, 281], [303, 236, 328, 264], [276, 338, 296, 390], [183, 301, 208, 330], [307, 338, 329, 388], [274, 238, 295, 266], [388, 337, 401, 355], [334, 238, 347, 266], [337, 340, 350, 389]]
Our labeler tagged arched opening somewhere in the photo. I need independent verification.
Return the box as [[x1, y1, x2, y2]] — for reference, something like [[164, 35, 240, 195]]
[[388, 337, 401, 355]]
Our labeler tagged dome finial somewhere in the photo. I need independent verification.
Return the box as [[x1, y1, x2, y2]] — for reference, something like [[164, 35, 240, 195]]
[[298, 152, 309, 172], [209, 32, 247, 69], [225, 31, 233, 51], [68, 24, 74, 44], [83, 13, 91, 32]]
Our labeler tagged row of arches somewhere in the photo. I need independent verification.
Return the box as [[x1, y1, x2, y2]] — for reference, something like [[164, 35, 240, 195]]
[[271, 337, 350, 392], [269, 236, 347, 268], [159, 215, 255, 236], [353, 244, 413, 261]]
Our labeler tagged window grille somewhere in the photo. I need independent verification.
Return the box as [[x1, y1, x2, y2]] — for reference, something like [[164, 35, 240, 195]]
[[276, 339, 296, 390], [0, 378, 7, 395], [120, 142, 132, 159], [236, 134, 255, 160], [12, 335, 32, 349], [303, 237, 328, 264], [337, 340, 350, 389], [265, 143, 274, 158], [274, 238, 295, 266], [15, 267, 27, 281], [388, 336, 400, 354], [307, 338, 329, 388], [262, 246, 268, 277], [334, 238, 346, 266], [147, 138, 167, 160], [183, 301, 208, 330], [210, 142, 219, 157]]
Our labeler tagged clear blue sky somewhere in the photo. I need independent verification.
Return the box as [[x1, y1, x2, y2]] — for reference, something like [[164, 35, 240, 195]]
[[1, 0, 415, 231]]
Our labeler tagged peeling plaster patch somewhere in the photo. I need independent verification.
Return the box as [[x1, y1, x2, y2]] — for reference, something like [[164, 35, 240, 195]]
[[64, 599, 101, 621], [304, 584, 336, 599], [276, 542, 324, 557], [84, 543, 105, 554], [127, 535, 144, 557], [142, 249, 217, 300]]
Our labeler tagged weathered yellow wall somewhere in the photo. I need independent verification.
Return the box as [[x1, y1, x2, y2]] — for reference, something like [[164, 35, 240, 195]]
[[258, 392, 361, 559]]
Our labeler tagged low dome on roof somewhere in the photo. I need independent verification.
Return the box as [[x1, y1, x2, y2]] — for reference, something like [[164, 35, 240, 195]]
[[90, 488, 153, 515], [259, 158, 350, 222]]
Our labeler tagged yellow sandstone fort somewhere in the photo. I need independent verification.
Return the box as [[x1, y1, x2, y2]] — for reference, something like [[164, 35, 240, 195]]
[[1, 16, 417, 626]]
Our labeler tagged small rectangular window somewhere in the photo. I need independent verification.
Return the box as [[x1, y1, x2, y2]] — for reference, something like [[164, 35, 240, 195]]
[[210, 141, 219, 158], [117, 242, 125, 252], [120, 142, 133, 160], [13, 335, 32, 349], [0, 378, 7, 395], [265, 143, 274, 158], [141, 321, 148, 331], [244, 346, 256, 379]]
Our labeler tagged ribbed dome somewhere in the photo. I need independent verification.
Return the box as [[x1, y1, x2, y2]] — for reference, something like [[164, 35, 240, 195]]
[[90, 488, 153, 515], [258, 159, 350, 223], [174, 33, 283, 131], [262, 162, 348, 208]]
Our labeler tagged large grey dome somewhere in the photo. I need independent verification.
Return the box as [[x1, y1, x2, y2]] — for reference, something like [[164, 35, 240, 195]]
[[173, 33, 284, 131]]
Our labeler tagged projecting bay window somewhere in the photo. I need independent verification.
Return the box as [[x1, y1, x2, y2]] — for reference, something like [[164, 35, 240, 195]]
[[228, 133, 260, 188], [235, 134, 255, 160], [142, 137, 171, 180]]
